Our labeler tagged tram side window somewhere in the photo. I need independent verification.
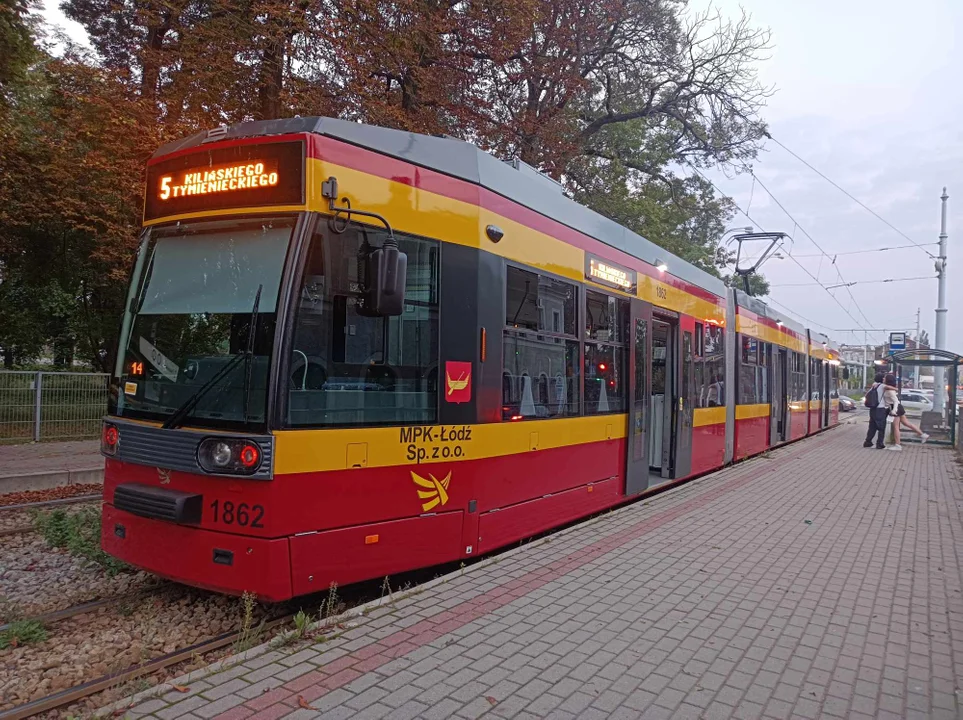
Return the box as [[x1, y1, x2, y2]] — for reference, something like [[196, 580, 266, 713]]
[[503, 266, 579, 420], [704, 325, 725, 407], [739, 336, 757, 404], [739, 335, 770, 405], [584, 290, 629, 415], [758, 342, 769, 404], [287, 224, 439, 427], [791, 352, 807, 402], [694, 323, 705, 407], [810, 358, 821, 401], [693, 323, 725, 408]]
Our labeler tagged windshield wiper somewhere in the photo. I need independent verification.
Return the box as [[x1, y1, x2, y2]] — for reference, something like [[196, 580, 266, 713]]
[[242, 284, 263, 422], [161, 286, 263, 431]]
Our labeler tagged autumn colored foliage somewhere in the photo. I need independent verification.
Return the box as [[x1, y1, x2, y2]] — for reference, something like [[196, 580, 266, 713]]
[[0, 0, 771, 368]]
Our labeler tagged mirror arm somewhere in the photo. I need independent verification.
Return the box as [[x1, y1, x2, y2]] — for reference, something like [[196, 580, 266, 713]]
[[322, 176, 395, 240]]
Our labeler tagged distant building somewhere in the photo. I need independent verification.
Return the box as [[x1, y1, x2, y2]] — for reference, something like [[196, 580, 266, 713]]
[[839, 337, 930, 388]]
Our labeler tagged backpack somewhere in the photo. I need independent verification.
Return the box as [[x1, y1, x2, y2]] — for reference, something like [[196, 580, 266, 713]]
[[864, 383, 880, 408]]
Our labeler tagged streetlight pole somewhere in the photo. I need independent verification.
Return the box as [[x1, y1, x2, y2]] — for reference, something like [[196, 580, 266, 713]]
[[935, 188, 949, 412]]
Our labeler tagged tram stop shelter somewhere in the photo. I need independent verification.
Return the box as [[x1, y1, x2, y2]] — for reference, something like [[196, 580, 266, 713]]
[[880, 348, 963, 446]]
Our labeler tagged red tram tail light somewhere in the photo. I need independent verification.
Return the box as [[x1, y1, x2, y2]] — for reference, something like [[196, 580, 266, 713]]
[[101, 423, 119, 456], [239, 444, 260, 469], [197, 438, 262, 475]]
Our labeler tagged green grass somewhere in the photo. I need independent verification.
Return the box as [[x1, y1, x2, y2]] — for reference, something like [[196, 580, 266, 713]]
[[32, 506, 128, 576], [0, 620, 48, 649]]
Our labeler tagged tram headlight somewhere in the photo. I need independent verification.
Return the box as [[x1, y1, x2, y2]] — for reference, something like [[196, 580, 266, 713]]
[[212, 442, 233, 467], [197, 438, 262, 475]]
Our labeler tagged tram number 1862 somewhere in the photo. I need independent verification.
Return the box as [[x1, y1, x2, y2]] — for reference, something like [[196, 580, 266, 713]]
[[209, 500, 265, 528]]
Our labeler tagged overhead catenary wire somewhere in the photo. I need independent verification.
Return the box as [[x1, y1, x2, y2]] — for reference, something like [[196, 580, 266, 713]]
[[743, 169, 878, 334], [685, 162, 879, 341], [761, 294, 834, 332], [770, 275, 935, 288], [766, 133, 936, 259], [791, 242, 939, 258]]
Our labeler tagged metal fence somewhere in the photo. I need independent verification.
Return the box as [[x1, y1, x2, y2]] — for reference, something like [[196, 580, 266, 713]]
[[0, 371, 110, 443]]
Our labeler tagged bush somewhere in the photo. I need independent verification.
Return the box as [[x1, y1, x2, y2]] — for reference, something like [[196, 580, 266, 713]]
[[0, 620, 47, 649], [32, 506, 128, 576]]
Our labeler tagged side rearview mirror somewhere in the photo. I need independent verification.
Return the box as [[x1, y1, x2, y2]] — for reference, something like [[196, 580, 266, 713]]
[[359, 240, 408, 317], [843, 368, 850, 380]]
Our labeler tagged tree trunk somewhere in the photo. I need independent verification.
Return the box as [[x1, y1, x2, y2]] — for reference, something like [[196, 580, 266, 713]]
[[141, 22, 170, 104], [258, 40, 284, 120]]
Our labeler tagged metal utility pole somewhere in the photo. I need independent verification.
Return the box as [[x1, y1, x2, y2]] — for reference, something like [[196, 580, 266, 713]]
[[935, 188, 949, 411], [913, 308, 921, 388], [863, 331, 868, 387]]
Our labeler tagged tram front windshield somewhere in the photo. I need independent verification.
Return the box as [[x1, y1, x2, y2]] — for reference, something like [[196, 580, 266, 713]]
[[111, 216, 295, 430]]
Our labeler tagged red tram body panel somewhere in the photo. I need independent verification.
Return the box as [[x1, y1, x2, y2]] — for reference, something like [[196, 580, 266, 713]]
[[100, 118, 843, 601]]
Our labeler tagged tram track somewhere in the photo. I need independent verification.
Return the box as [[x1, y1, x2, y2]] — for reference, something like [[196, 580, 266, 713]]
[[0, 560, 457, 719], [0, 615, 295, 720], [0, 493, 103, 538], [0, 494, 102, 513], [0, 525, 34, 538], [0, 583, 173, 635]]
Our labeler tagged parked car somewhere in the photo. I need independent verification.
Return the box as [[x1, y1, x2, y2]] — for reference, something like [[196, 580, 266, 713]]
[[899, 390, 933, 416], [838, 396, 856, 412]]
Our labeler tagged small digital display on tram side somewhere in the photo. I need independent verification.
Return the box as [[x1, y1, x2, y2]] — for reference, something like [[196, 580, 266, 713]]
[[585, 253, 637, 293], [143, 140, 305, 222]]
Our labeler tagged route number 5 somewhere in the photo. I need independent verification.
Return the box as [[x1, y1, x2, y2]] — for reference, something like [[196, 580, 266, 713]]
[[160, 176, 172, 200]]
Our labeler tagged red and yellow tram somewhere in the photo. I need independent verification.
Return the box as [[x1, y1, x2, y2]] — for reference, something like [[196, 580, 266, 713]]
[[100, 118, 841, 601]]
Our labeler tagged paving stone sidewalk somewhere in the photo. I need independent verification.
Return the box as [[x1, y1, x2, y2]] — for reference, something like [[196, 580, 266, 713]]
[[121, 420, 963, 720], [0, 439, 102, 492]]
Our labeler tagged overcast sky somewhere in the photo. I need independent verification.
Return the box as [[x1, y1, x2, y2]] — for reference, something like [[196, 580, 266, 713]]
[[39, 0, 962, 351], [696, 0, 962, 350]]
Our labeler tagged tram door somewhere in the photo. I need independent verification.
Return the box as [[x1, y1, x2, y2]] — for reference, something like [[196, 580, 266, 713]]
[[771, 348, 788, 443], [625, 299, 652, 495], [813, 359, 825, 429], [823, 364, 831, 427], [646, 313, 690, 480], [674, 325, 694, 478]]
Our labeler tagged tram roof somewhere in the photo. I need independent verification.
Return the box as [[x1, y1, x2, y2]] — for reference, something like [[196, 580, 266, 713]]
[[733, 290, 807, 337], [154, 116, 728, 298]]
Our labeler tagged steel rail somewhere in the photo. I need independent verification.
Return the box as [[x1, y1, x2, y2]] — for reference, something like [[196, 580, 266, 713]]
[[0, 494, 102, 512], [0, 525, 33, 538], [0, 583, 173, 635], [0, 615, 292, 720]]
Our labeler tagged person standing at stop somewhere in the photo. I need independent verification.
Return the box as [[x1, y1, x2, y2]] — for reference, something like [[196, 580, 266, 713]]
[[863, 372, 888, 448]]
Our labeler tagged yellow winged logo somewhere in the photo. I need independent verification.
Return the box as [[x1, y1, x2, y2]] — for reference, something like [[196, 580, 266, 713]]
[[411, 471, 452, 512], [446, 371, 470, 396]]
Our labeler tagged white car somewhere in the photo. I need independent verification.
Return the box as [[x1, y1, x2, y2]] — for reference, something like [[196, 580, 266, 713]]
[[899, 391, 933, 416]]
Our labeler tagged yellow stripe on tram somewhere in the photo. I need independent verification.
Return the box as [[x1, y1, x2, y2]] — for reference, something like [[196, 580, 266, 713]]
[[693, 407, 726, 427], [273, 414, 629, 475], [735, 404, 770, 420]]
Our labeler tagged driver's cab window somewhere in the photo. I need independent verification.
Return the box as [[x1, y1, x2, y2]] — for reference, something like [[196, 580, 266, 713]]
[[287, 223, 439, 427]]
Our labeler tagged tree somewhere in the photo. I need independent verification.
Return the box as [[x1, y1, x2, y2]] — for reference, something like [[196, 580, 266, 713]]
[[0, 0, 38, 105], [0, 50, 154, 370], [475, 3, 772, 173], [723, 272, 770, 297], [476, 1, 771, 279], [2, 1, 774, 368], [568, 145, 737, 275]]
